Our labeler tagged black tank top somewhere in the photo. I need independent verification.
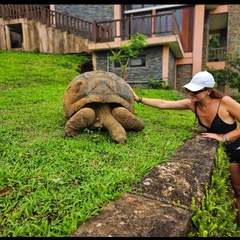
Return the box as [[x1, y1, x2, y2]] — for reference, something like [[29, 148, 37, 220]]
[[195, 98, 237, 134]]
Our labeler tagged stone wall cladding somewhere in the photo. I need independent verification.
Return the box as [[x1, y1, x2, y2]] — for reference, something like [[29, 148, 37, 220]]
[[176, 64, 192, 92], [96, 51, 109, 72], [54, 4, 114, 22], [222, 4, 240, 97], [96, 46, 163, 84], [202, 10, 209, 65], [228, 5, 240, 55]]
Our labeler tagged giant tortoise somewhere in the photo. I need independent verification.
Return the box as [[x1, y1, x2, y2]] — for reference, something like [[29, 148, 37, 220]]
[[63, 70, 144, 143]]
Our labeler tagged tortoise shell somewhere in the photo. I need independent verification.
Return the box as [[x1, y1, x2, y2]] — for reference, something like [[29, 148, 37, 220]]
[[63, 70, 134, 120]]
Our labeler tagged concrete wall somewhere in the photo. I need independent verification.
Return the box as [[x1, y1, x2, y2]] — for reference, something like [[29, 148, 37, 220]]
[[0, 18, 90, 54]]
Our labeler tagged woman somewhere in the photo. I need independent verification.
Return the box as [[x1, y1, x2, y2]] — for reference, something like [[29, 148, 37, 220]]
[[128, 70, 240, 224]]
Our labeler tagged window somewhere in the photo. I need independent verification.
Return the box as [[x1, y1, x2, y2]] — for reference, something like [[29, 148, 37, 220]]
[[126, 5, 161, 11], [130, 56, 146, 67], [114, 55, 146, 68], [156, 9, 182, 34], [125, 4, 187, 13]]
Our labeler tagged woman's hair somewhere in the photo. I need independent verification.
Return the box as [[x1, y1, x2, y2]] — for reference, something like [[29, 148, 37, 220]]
[[209, 88, 226, 99]]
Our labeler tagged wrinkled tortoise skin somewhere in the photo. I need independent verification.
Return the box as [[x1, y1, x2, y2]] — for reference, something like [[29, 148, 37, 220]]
[[63, 70, 144, 143]]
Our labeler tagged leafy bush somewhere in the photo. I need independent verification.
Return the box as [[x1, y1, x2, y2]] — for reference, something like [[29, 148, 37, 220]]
[[190, 143, 240, 237], [148, 79, 172, 90], [148, 79, 162, 89]]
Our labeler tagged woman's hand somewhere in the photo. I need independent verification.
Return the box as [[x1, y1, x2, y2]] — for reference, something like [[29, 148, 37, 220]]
[[202, 132, 222, 142], [127, 84, 140, 102]]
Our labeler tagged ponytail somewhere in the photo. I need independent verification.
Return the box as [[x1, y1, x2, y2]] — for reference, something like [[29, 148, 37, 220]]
[[209, 88, 226, 99]]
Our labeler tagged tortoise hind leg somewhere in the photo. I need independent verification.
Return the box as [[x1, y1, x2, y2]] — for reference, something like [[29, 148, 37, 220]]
[[64, 107, 95, 137]]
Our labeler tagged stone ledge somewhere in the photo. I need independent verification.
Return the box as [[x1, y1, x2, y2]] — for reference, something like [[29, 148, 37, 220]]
[[69, 134, 218, 237], [135, 135, 217, 210], [69, 192, 192, 237]]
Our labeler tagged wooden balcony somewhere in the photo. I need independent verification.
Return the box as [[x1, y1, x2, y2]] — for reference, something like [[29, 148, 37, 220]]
[[208, 47, 226, 62], [92, 10, 182, 43]]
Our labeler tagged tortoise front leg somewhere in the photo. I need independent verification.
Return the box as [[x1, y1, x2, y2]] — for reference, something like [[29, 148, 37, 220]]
[[112, 107, 144, 131], [64, 107, 95, 137], [96, 104, 127, 144]]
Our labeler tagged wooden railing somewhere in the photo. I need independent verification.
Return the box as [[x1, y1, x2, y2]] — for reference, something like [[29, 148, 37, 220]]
[[93, 10, 182, 43], [0, 4, 182, 44], [0, 4, 94, 40], [208, 47, 226, 62]]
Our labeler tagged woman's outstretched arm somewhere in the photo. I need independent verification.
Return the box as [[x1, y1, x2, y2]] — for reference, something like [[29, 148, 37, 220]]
[[127, 84, 193, 111]]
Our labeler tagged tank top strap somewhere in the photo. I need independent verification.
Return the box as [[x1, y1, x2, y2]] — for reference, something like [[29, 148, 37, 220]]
[[217, 98, 223, 113], [194, 102, 198, 124]]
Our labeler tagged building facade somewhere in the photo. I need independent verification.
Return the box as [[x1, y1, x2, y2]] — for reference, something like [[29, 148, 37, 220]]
[[1, 4, 239, 94], [53, 4, 238, 93]]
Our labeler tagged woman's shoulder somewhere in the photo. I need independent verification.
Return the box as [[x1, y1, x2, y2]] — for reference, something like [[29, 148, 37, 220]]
[[221, 95, 237, 103], [180, 98, 195, 111], [221, 95, 240, 108]]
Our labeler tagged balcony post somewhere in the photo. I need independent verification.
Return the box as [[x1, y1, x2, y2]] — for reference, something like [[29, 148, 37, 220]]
[[0, 5, 5, 19], [130, 14, 133, 37], [25, 4, 30, 20], [93, 20, 97, 43], [65, 12, 69, 33], [171, 9, 175, 35]]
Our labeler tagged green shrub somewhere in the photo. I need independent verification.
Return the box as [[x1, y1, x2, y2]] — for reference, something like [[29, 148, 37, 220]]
[[32, 48, 40, 53], [190, 143, 240, 237], [148, 79, 172, 90]]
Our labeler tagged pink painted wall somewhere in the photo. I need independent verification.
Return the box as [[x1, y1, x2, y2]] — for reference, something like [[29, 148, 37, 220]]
[[114, 5, 121, 41], [210, 4, 228, 14], [192, 5, 205, 75], [162, 45, 169, 83]]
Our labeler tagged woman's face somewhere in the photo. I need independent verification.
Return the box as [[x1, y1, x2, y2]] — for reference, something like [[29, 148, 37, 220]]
[[185, 88, 209, 101]]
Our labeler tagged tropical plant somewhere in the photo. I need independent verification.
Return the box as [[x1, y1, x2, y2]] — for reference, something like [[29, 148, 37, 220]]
[[107, 33, 149, 80]]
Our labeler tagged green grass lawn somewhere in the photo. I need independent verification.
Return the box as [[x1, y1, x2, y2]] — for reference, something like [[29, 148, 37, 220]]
[[0, 50, 205, 236]]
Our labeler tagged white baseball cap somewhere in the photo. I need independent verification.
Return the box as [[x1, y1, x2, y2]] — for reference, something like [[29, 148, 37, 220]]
[[183, 71, 215, 91]]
